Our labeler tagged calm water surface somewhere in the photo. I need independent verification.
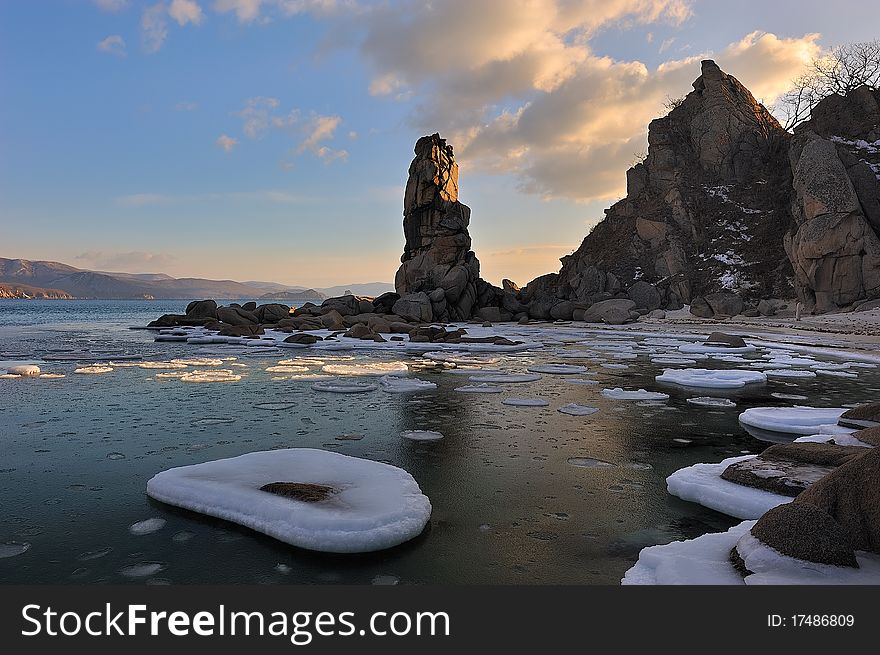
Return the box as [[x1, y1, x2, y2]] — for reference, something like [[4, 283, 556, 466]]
[[1, 300, 877, 584]]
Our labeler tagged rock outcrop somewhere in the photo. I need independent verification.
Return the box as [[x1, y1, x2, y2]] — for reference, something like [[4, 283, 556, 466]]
[[785, 86, 880, 312], [524, 60, 795, 317], [394, 134, 501, 322]]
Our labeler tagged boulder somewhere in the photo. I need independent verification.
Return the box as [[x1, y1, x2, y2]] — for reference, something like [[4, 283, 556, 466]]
[[283, 333, 320, 345], [372, 292, 400, 314], [689, 296, 714, 318], [392, 292, 433, 323], [797, 447, 880, 554], [319, 309, 346, 331], [217, 306, 258, 326], [185, 299, 218, 320], [241, 301, 257, 312], [627, 281, 661, 310], [705, 331, 747, 348], [367, 315, 392, 334], [852, 426, 880, 447], [148, 314, 186, 328], [549, 301, 575, 321], [581, 299, 636, 324], [218, 324, 264, 337], [321, 295, 370, 317], [747, 503, 858, 568], [344, 324, 374, 339], [647, 309, 666, 319], [757, 299, 778, 316], [838, 402, 880, 430], [705, 292, 743, 317], [255, 303, 290, 324], [502, 279, 520, 292], [476, 306, 503, 323]]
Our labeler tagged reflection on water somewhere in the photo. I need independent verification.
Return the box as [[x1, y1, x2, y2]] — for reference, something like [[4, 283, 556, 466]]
[[1, 300, 878, 584]]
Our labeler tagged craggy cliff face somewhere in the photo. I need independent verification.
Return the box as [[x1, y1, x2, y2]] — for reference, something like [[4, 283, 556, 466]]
[[553, 60, 795, 309]]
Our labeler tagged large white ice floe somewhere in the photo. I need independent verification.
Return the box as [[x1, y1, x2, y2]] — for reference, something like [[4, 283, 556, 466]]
[[656, 368, 766, 389], [623, 521, 880, 585], [738, 406, 846, 435], [666, 455, 791, 519], [527, 364, 589, 375], [378, 376, 437, 393], [147, 449, 431, 553], [601, 388, 669, 401]]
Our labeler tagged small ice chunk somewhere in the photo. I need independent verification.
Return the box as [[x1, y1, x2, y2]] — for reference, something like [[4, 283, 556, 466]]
[[686, 396, 736, 408], [454, 383, 503, 393], [558, 403, 599, 416], [312, 380, 378, 393], [120, 563, 165, 578], [567, 457, 613, 468], [815, 369, 857, 379], [129, 518, 167, 535], [0, 542, 30, 558], [527, 364, 589, 375], [469, 373, 542, 383], [74, 365, 113, 374], [401, 430, 444, 441], [766, 369, 817, 378], [379, 376, 437, 393]]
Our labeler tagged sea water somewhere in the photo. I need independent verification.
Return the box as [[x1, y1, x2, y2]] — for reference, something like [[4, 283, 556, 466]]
[[1, 300, 877, 584]]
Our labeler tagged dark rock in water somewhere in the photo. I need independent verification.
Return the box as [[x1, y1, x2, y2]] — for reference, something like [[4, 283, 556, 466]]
[[218, 324, 264, 337], [185, 299, 218, 320], [796, 447, 880, 554], [748, 503, 858, 568], [627, 281, 661, 311], [689, 296, 714, 318], [852, 426, 880, 447], [260, 482, 334, 503], [148, 314, 187, 328], [319, 309, 346, 331], [241, 301, 257, 312], [217, 306, 258, 326], [344, 324, 375, 340], [721, 443, 865, 496], [839, 402, 880, 430], [705, 331, 747, 348], [284, 333, 320, 345]]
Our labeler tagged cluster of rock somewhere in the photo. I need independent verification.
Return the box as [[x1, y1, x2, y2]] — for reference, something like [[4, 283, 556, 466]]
[[147, 295, 522, 347], [506, 60, 880, 319], [727, 403, 880, 571]]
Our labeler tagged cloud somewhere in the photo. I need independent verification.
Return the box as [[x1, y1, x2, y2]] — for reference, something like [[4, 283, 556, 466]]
[[141, 3, 169, 53], [169, 0, 205, 25], [93, 0, 130, 12], [216, 134, 238, 152], [75, 251, 177, 271], [232, 97, 346, 162], [659, 37, 676, 53], [97, 35, 127, 57], [212, 0, 354, 23]]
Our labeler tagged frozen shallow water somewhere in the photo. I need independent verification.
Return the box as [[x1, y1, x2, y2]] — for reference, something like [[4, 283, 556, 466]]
[[1, 299, 878, 584]]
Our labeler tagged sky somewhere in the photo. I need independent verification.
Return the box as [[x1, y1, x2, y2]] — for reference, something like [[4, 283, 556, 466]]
[[1, 0, 878, 288]]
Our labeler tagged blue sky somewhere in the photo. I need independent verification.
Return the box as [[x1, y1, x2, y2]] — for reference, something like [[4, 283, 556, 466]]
[[1, 1, 877, 287]]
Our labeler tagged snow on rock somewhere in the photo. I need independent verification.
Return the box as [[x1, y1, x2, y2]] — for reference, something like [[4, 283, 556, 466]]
[[558, 403, 600, 416], [656, 368, 766, 389], [602, 388, 670, 401], [794, 434, 873, 448], [738, 406, 846, 435], [666, 456, 792, 519], [146, 448, 432, 553]]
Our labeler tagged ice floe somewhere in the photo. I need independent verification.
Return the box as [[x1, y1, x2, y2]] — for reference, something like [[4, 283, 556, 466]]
[[679, 343, 756, 354], [469, 373, 542, 383], [738, 406, 846, 435], [765, 369, 816, 378], [0, 542, 30, 559], [601, 388, 670, 401], [422, 352, 500, 365], [794, 434, 874, 448], [322, 362, 409, 376], [74, 365, 114, 374], [400, 430, 444, 441], [527, 364, 589, 375], [6, 364, 40, 376], [558, 403, 600, 416], [179, 369, 241, 383], [378, 376, 437, 393], [815, 369, 858, 379], [651, 357, 698, 365], [567, 457, 613, 468], [686, 397, 736, 408], [265, 365, 310, 373], [129, 518, 167, 535], [666, 455, 791, 519], [146, 448, 432, 553], [656, 368, 766, 389], [312, 380, 378, 393]]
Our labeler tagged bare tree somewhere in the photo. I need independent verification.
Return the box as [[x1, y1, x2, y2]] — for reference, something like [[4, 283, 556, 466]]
[[662, 94, 685, 112], [774, 40, 880, 131]]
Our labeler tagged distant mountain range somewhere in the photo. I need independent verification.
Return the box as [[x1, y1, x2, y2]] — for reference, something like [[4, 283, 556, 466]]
[[0, 257, 394, 301]]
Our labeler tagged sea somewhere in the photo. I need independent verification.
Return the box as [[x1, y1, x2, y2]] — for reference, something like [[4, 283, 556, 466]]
[[1, 299, 876, 584]]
